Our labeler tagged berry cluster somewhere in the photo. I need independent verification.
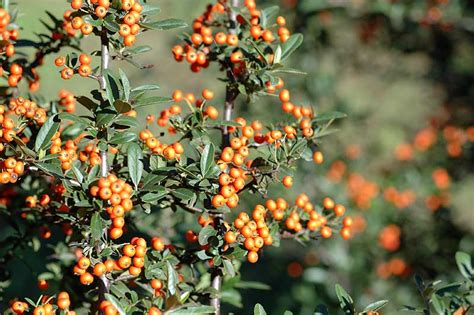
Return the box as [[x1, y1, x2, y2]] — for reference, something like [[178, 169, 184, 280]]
[[58, 89, 76, 113], [8, 97, 47, 125], [70, 0, 143, 46], [139, 130, 184, 161], [89, 174, 134, 239], [172, 0, 292, 73], [78, 143, 102, 167], [50, 135, 78, 171], [0, 157, 24, 184], [11, 292, 76, 315]]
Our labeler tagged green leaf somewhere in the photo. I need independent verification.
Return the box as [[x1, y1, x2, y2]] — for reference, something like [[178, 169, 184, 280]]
[[273, 45, 282, 64], [76, 95, 98, 111], [110, 131, 137, 144], [205, 120, 242, 127], [119, 68, 130, 101], [133, 96, 173, 108], [335, 284, 355, 314], [167, 305, 215, 314], [103, 69, 122, 105], [131, 84, 160, 92], [59, 112, 91, 126], [127, 143, 143, 189], [312, 111, 347, 123], [223, 259, 235, 277], [430, 295, 445, 314], [104, 16, 120, 32], [96, 111, 116, 127], [172, 188, 194, 201], [235, 281, 271, 290], [83, 14, 103, 27], [90, 212, 104, 243], [254, 303, 267, 315], [435, 282, 462, 296], [140, 18, 187, 30], [270, 67, 307, 75], [280, 33, 303, 61], [198, 225, 217, 245], [260, 5, 279, 28], [35, 114, 60, 151], [362, 300, 388, 312], [455, 251, 473, 280], [113, 100, 132, 113], [126, 45, 152, 55], [141, 191, 166, 203], [114, 116, 138, 128], [141, 4, 161, 15], [167, 261, 178, 295], [200, 143, 215, 176]]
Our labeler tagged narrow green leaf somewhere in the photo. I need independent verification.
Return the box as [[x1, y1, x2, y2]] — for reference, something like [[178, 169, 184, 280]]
[[113, 100, 132, 113], [363, 300, 388, 312], [76, 95, 98, 111], [198, 225, 217, 245], [141, 190, 167, 203], [223, 259, 235, 277], [200, 143, 215, 176], [90, 212, 104, 242], [335, 284, 355, 314], [455, 251, 473, 280], [235, 281, 271, 290], [103, 69, 122, 106], [119, 69, 130, 101], [280, 33, 303, 61], [127, 143, 143, 189], [312, 111, 347, 123], [59, 112, 91, 125], [140, 18, 187, 30], [35, 114, 60, 151], [133, 96, 172, 108], [172, 188, 195, 201], [205, 120, 242, 127], [167, 305, 215, 314], [110, 131, 137, 144], [254, 303, 267, 315], [167, 261, 178, 295], [260, 5, 279, 28], [131, 84, 160, 92]]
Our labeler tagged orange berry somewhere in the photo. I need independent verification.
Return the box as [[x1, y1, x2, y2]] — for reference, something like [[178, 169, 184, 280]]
[[80, 272, 94, 285], [123, 244, 136, 257], [224, 231, 236, 244], [247, 251, 259, 263], [211, 194, 226, 208], [334, 204, 346, 216], [282, 176, 293, 188], [313, 151, 324, 164], [320, 226, 332, 238], [323, 197, 335, 209], [340, 227, 352, 240], [202, 88, 214, 100], [93, 262, 107, 277], [95, 6, 107, 18]]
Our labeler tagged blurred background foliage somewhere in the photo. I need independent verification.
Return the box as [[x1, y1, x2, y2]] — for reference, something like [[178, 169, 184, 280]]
[[1, 0, 473, 314]]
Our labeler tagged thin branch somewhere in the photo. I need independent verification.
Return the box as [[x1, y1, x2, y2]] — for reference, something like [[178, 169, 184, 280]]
[[211, 2, 240, 315], [98, 25, 111, 303]]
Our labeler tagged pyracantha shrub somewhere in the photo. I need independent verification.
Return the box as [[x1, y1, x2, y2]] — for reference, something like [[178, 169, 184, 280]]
[[0, 0, 353, 314]]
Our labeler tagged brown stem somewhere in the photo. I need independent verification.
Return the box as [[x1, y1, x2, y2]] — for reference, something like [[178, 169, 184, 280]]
[[98, 26, 111, 306], [211, 2, 240, 314]]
